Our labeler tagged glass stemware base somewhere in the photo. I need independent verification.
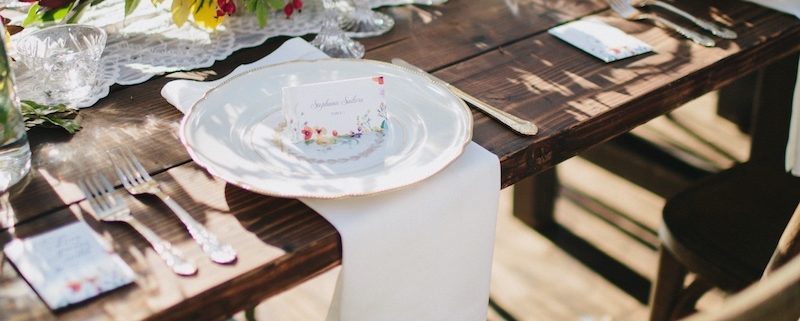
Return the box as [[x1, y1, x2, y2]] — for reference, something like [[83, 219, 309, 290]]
[[310, 0, 366, 58], [339, 7, 396, 38], [310, 29, 365, 58]]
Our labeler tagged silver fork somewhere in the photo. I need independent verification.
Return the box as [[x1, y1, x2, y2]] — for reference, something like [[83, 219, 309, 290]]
[[606, 0, 715, 47], [78, 173, 198, 276], [639, 0, 737, 39], [108, 150, 237, 264]]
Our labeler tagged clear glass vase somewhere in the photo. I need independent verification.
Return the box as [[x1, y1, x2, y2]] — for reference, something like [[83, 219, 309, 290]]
[[0, 25, 32, 192]]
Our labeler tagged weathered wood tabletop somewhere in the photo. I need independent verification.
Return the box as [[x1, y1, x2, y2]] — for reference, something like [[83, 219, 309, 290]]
[[1, 0, 799, 320]]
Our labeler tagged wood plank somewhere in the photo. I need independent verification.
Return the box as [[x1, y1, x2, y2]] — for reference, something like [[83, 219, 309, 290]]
[[2, 0, 608, 229], [1, 162, 341, 321], [491, 189, 648, 321], [441, 2, 800, 187], [366, 0, 607, 70], [677, 92, 751, 163], [559, 157, 663, 243], [6, 0, 798, 226], [2, 1, 799, 320]]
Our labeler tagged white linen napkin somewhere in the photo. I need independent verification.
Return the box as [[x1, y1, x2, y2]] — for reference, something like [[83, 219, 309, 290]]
[[746, 0, 800, 18], [744, 1, 800, 175], [785, 59, 800, 176], [162, 37, 501, 321]]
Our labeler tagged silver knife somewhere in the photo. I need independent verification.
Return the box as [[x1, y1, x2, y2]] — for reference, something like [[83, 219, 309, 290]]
[[641, 0, 737, 39], [391, 58, 539, 136]]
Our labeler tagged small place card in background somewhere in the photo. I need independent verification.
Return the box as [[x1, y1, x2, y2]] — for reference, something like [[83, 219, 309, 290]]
[[283, 76, 388, 145], [548, 20, 652, 63], [3, 221, 135, 310]]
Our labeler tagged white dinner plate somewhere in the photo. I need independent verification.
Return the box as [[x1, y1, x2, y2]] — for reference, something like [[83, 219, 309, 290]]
[[180, 59, 472, 198]]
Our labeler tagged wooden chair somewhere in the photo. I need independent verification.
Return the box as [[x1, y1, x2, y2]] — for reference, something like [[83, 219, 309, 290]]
[[648, 54, 800, 321], [677, 203, 800, 321], [648, 163, 800, 321]]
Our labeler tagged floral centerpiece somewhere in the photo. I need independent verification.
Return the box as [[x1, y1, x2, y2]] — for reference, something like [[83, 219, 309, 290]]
[[15, 0, 303, 30]]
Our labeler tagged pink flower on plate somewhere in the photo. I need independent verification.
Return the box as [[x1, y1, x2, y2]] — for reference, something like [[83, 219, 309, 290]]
[[67, 281, 82, 293], [302, 126, 313, 141]]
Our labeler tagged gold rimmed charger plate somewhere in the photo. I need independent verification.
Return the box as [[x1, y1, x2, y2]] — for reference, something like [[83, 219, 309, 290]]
[[180, 59, 472, 199]]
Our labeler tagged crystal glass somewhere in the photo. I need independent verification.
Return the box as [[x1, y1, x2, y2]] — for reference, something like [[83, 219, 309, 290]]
[[16, 24, 106, 105], [0, 24, 31, 192], [311, 0, 365, 58], [339, 0, 395, 38]]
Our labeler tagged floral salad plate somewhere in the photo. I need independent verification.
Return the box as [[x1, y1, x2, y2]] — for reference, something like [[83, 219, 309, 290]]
[[180, 59, 472, 198]]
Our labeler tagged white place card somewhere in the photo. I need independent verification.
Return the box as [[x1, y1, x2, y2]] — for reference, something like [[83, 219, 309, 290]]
[[3, 221, 135, 310], [548, 20, 653, 63], [283, 76, 388, 145]]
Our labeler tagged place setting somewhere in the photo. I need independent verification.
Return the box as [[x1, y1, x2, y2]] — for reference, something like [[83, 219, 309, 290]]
[[164, 36, 503, 321], [1, 0, 510, 317], [0, 0, 798, 320], [1, 0, 495, 314], [548, 0, 739, 64]]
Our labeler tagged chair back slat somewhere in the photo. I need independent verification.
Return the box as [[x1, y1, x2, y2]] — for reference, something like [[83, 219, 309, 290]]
[[764, 202, 800, 277], [680, 203, 800, 321]]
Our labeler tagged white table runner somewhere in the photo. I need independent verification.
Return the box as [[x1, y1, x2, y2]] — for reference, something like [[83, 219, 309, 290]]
[[9, 0, 446, 108], [163, 37, 500, 321]]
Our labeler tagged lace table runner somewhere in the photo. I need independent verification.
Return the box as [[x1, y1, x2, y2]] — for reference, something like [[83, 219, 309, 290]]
[[9, 0, 445, 108]]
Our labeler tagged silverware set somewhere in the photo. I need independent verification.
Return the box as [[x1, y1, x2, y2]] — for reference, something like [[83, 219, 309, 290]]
[[79, 151, 237, 276], [606, 0, 737, 47]]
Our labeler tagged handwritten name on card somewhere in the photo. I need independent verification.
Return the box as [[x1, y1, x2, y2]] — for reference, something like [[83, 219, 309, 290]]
[[283, 76, 387, 145]]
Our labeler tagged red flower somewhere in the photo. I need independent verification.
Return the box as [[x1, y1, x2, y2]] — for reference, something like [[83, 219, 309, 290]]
[[302, 126, 313, 141], [38, 0, 72, 8], [283, 3, 294, 18], [216, 0, 236, 17], [292, 0, 303, 11]]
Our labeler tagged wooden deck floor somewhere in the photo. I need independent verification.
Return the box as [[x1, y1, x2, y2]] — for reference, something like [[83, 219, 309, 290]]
[[237, 91, 750, 321]]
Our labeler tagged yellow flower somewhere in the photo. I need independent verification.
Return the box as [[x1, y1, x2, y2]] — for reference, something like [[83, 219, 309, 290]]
[[171, 0, 223, 30], [171, 0, 193, 27], [192, 0, 224, 31]]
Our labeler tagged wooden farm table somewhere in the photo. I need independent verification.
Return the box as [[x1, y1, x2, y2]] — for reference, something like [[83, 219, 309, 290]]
[[2, 0, 799, 320]]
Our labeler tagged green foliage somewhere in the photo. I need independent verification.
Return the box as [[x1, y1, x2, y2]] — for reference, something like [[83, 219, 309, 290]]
[[23, 2, 76, 27], [25, 0, 142, 26], [245, 0, 284, 28], [255, 0, 267, 27], [124, 0, 141, 16], [66, 0, 93, 23], [20, 100, 82, 134], [23, 3, 43, 26], [24, 0, 289, 28], [266, 0, 283, 9]]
